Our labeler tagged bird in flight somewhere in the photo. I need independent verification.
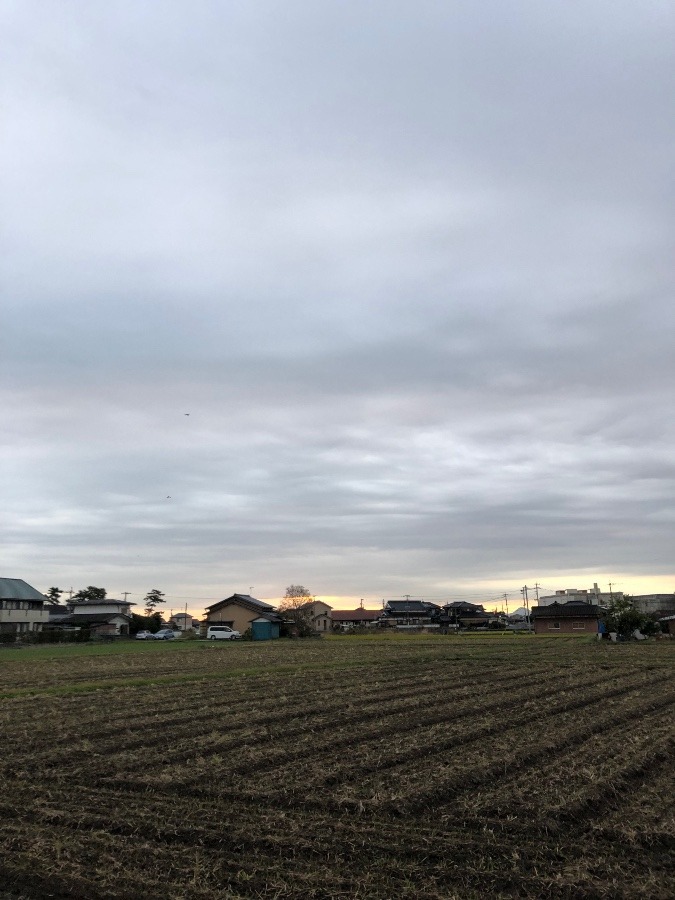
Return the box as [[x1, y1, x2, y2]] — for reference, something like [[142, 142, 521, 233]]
[[166, 496, 171, 499], [184, 413, 190, 416]]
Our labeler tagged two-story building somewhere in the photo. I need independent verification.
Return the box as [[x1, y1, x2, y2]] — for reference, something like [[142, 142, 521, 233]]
[[297, 599, 333, 633], [170, 612, 194, 632], [0, 578, 49, 637], [59, 597, 134, 636], [380, 599, 441, 628]]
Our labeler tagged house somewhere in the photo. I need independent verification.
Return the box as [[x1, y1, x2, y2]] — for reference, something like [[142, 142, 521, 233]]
[[441, 601, 494, 629], [68, 597, 134, 617], [331, 607, 381, 628], [59, 613, 131, 636], [56, 597, 134, 636], [658, 615, 675, 637], [531, 601, 603, 635], [0, 578, 49, 637], [297, 599, 333, 633], [204, 593, 283, 639], [170, 612, 193, 632], [380, 600, 441, 628]]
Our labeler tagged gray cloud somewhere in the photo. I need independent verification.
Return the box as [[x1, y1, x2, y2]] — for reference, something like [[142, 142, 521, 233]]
[[2, 1, 673, 607]]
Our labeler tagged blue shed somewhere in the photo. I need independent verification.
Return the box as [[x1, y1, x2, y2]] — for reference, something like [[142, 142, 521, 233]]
[[251, 617, 280, 641]]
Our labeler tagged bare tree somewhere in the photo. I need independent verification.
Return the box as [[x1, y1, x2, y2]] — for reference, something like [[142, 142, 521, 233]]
[[279, 585, 314, 636], [281, 585, 312, 608]]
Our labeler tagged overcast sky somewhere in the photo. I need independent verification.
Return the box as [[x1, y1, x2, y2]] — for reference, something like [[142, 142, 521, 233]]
[[2, 1, 673, 614]]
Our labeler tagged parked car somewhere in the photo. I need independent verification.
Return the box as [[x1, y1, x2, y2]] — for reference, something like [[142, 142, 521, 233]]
[[152, 629, 180, 640], [206, 625, 241, 640], [135, 630, 154, 640]]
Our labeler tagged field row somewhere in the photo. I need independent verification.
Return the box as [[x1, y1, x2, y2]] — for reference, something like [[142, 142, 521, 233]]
[[1, 639, 673, 900], [2, 741, 673, 900], [0, 658, 558, 755], [3, 634, 667, 692]]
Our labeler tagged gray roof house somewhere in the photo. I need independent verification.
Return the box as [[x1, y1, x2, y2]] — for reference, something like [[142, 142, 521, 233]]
[[0, 578, 49, 637], [60, 598, 133, 636]]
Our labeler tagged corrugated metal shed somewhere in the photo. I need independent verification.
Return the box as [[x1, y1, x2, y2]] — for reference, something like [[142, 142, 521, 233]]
[[251, 618, 280, 640]]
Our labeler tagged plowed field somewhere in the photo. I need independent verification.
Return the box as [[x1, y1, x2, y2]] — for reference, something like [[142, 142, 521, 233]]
[[1, 636, 673, 899]]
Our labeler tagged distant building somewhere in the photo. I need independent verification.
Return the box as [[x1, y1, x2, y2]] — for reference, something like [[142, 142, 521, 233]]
[[331, 607, 380, 628], [59, 597, 134, 636], [631, 594, 675, 617], [531, 601, 603, 635], [170, 612, 194, 631], [441, 601, 494, 628], [380, 600, 441, 627], [537, 586, 621, 607], [297, 600, 332, 633]]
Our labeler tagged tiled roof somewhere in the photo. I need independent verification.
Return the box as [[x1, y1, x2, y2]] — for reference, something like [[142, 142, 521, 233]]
[[205, 594, 275, 613], [69, 599, 134, 607], [332, 609, 380, 621], [385, 600, 439, 613], [62, 613, 130, 625], [444, 601, 485, 611], [531, 602, 602, 619]]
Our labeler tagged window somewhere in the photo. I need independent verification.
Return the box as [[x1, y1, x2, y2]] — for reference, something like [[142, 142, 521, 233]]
[[548, 622, 561, 630], [572, 622, 586, 630]]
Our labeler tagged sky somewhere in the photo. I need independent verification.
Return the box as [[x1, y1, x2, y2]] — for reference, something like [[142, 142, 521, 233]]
[[2, 1, 674, 616]]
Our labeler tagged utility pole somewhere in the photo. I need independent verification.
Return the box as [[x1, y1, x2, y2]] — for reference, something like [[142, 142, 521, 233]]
[[503, 593, 509, 616], [533, 583, 540, 603], [521, 585, 529, 623], [122, 592, 131, 602]]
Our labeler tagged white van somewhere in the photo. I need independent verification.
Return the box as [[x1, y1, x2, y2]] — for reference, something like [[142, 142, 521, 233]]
[[206, 625, 241, 640]]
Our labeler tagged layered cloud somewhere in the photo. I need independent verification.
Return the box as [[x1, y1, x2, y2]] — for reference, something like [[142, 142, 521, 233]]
[[2, 1, 673, 606]]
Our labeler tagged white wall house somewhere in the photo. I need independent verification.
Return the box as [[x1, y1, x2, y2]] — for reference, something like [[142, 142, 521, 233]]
[[67, 598, 134, 617], [62, 598, 134, 636]]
